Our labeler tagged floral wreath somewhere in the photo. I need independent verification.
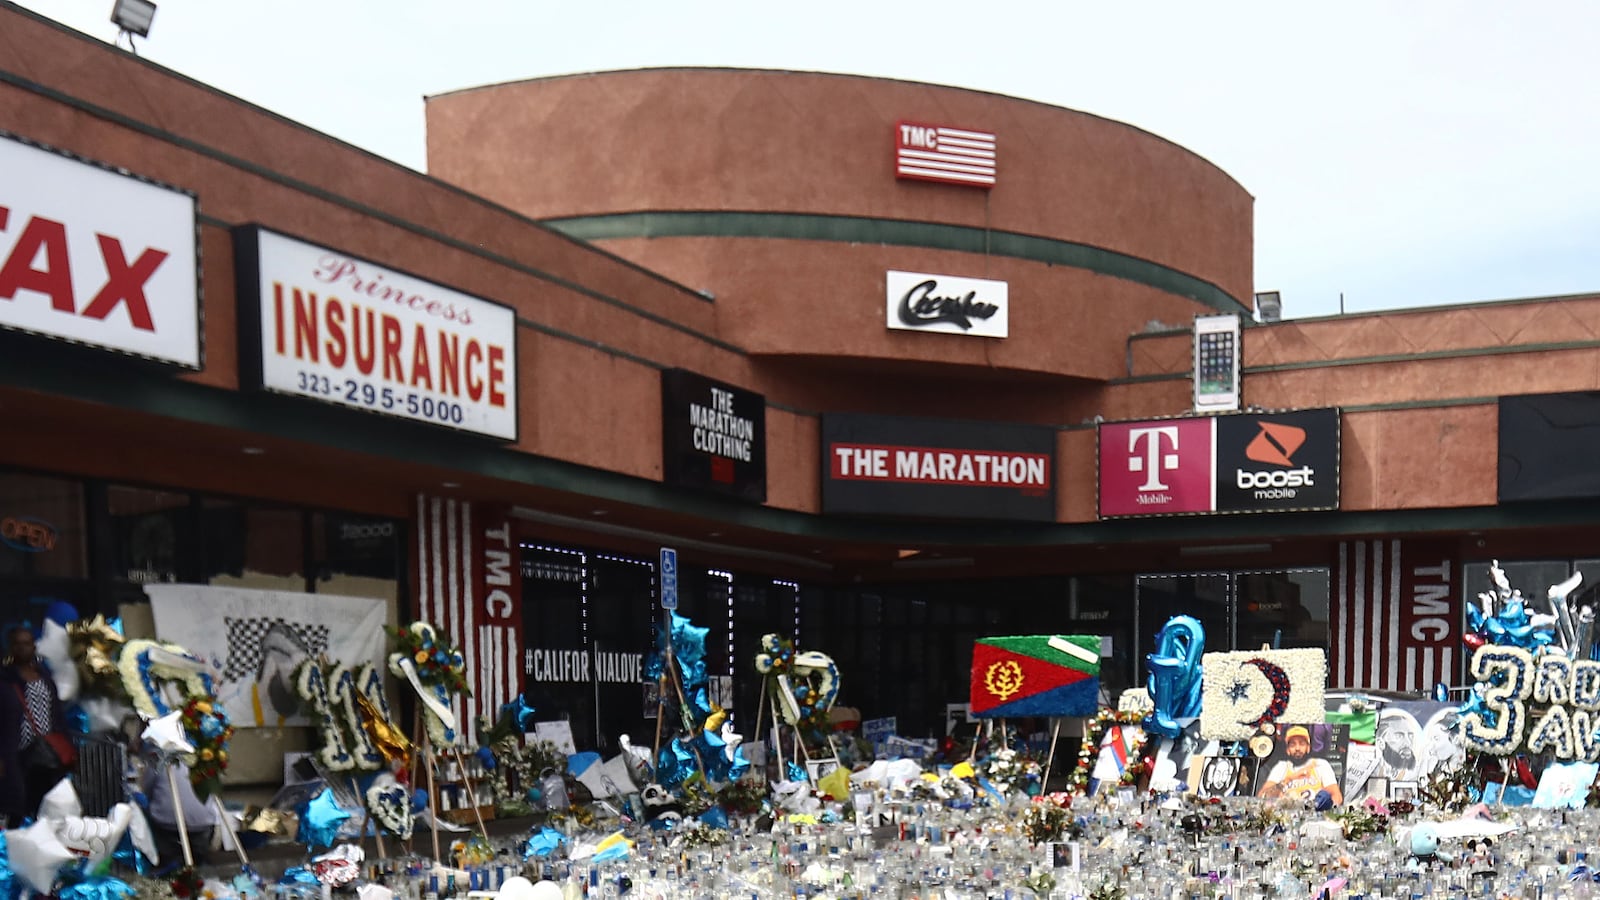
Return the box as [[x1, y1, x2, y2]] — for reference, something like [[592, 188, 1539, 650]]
[[980, 745, 1042, 796], [388, 621, 468, 748], [293, 658, 358, 772], [366, 773, 414, 840], [119, 639, 233, 795], [1068, 707, 1150, 795], [753, 633, 839, 745]]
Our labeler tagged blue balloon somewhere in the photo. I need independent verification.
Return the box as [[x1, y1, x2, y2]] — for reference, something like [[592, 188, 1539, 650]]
[[475, 746, 497, 771], [1145, 616, 1206, 739], [523, 826, 565, 858], [45, 600, 80, 626], [411, 788, 430, 813], [57, 876, 135, 900], [297, 788, 352, 850]]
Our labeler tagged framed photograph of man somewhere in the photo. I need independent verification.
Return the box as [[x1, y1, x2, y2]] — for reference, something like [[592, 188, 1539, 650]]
[[1251, 723, 1351, 806], [1193, 754, 1258, 799]]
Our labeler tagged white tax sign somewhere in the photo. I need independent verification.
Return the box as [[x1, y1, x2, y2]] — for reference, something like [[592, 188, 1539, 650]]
[[0, 135, 199, 367], [886, 269, 1008, 338], [240, 227, 518, 440]]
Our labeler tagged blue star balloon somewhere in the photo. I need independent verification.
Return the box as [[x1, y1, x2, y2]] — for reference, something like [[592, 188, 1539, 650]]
[[56, 876, 135, 900], [500, 694, 539, 732], [523, 826, 565, 859], [297, 788, 352, 850]]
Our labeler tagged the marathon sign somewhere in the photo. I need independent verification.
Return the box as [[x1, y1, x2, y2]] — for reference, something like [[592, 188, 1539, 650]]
[[0, 133, 200, 367], [235, 226, 518, 440], [1098, 408, 1339, 518], [661, 368, 766, 501], [822, 413, 1056, 521]]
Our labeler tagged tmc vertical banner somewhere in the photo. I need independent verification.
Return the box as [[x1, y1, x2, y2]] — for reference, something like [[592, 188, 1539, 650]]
[[1332, 539, 1459, 692], [414, 496, 524, 727]]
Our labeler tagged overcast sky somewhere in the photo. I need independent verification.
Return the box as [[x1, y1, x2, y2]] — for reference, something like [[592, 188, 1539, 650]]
[[15, 0, 1600, 320]]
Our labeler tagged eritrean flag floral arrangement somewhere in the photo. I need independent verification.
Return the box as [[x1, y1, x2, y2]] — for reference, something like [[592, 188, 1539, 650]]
[[389, 622, 470, 696], [180, 695, 234, 799]]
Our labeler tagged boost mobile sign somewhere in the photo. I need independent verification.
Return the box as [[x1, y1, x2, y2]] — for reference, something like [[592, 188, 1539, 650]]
[[1098, 408, 1340, 518]]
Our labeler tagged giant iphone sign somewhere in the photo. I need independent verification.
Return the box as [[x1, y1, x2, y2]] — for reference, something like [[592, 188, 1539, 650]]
[[0, 134, 199, 367]]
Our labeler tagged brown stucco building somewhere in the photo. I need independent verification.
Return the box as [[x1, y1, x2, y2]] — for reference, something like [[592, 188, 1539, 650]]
[[5, 2, 1600, 772]]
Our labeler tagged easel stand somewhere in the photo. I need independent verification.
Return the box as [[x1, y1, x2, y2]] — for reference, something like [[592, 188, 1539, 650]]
[[347, 776, 387, 860], [211, 793, 251, 868], [1043, 718, 1063, 789], [165, 764, 195, 869], [422, 732, 442, 863]]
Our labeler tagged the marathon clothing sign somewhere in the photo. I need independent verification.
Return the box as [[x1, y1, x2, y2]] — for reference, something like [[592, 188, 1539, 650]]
[[1499, 392, 1600, 502], [0, 133, 200, 367], [1098, 408, 1339, 518], [822, 413, 1055, 521], [660, 369, 766, 501]]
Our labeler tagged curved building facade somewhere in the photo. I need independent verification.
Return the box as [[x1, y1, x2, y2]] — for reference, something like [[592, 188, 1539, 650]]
[[8, 3, 1600, 770]]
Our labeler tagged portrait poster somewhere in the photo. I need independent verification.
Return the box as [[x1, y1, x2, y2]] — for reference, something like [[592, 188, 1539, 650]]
[[1190, 754, 1258, 799], [1250, 723, 1351, 806]]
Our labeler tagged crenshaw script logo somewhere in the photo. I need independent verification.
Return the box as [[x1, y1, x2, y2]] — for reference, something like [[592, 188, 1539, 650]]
[[898, 279, 1000, 330]]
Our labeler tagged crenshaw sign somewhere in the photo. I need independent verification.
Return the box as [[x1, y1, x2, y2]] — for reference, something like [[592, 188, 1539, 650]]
[[0, 134, 199, 367], [886, 270, 1008, 338]]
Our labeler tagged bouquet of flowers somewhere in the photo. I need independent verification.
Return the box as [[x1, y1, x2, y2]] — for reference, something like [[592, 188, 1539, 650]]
[[179, 695, 233, 799], [981, 746, 1041, 795], [1022, 792, 1077, 845], [389, 622, 470, 696]]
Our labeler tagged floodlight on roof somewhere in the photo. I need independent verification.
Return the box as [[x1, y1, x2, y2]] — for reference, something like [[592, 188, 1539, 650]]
[[1254, 291, 1283, 323], [110, 0, 157, 41]]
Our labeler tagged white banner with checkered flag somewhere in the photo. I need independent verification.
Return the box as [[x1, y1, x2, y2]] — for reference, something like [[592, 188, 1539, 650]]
[[145, 584, 388, 728]]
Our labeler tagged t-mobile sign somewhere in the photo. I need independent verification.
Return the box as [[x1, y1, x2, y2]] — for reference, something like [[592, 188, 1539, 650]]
[[1098, 418, 1215, 517]]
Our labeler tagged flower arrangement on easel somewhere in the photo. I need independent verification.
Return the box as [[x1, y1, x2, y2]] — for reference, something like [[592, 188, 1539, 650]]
[[387, 620, 487, 861]]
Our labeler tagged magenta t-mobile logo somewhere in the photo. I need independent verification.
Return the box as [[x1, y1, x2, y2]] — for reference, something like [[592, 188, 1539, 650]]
[[1127, 426, 1180, 491]]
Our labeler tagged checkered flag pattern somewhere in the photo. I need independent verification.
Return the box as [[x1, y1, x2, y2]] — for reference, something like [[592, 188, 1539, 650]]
[[223, 617, 330, 682]]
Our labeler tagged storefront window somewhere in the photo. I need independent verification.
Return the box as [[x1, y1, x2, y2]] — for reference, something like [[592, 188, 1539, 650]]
[[1136, 573, 1230, 683], [0, 471, 87, 581], [0, 471, 89, 628], [311, 512, 401, 596], [519, 545, 589, 747], [1236, 569, 1331, 652], [1464, 560, 1571, 608], [107, 485, 190, 585]]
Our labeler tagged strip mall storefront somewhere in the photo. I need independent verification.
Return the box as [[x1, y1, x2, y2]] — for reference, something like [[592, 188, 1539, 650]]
[[9, 4, 1600, 781]]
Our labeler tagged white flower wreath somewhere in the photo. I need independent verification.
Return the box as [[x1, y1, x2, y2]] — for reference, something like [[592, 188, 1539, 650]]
[[293, 659, 357, 772], [366, 773, 414, 840], [119, 639, 214, 720], [1199, 648, 1327, 741]]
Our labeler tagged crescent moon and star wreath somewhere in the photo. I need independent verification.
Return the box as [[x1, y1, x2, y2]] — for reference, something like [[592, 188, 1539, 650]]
[[1199, 648, 1326, 741]]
